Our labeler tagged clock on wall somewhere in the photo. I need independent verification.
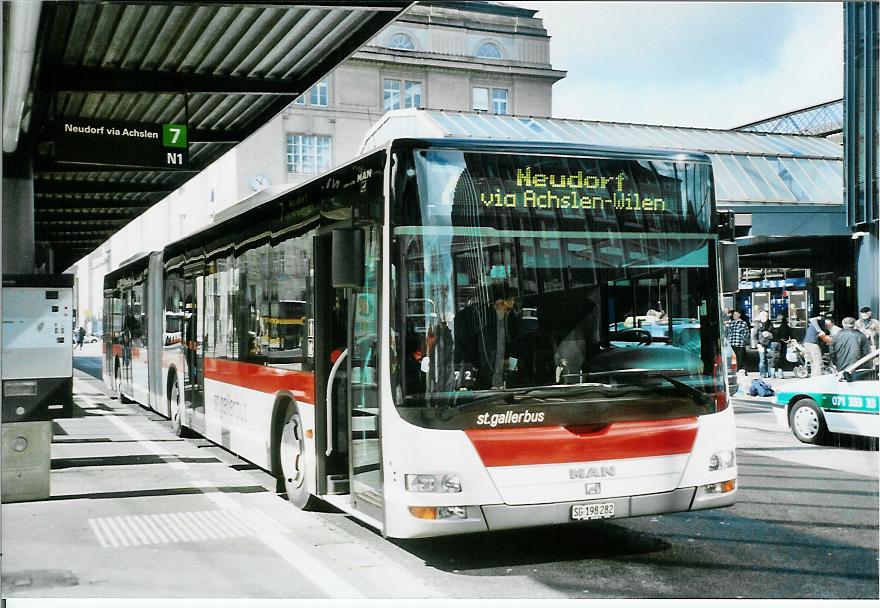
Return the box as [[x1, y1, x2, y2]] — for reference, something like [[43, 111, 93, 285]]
[[249, 174, 270, 191]]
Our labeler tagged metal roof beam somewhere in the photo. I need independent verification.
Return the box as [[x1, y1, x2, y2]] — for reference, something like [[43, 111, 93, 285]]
[[34, 199, 151, 211], [43, 66, 309, 95], [33, 179, 173, 194]]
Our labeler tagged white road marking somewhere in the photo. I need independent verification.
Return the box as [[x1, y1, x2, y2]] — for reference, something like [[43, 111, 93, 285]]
[[88, 518, 111, 548]]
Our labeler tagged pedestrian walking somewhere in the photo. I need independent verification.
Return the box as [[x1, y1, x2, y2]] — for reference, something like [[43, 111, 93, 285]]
[[754, 310, 772, 377], [854, 306, 880, 351], [725, 310, 750, 374], [829, 317, 871, 370], [803, 314, 831, 377], [76, 326, 86, 350]]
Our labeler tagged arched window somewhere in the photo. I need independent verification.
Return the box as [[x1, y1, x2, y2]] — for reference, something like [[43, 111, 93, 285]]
[[476, 42, 503, 60], [388, 33, 416, 51]]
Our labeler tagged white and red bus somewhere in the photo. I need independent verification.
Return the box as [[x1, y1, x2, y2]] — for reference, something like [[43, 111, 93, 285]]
[[103, 139, 739, 538]]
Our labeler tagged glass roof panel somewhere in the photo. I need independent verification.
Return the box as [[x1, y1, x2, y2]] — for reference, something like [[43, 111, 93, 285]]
[[744, 156, 798, 202], [773, 157, 820, 202], [715, 155, 762, 201], [707, 154, 736, 201], [731, 154, 785, 201], [813, 159, 844, 194], [431, 111, 465, 136], [535, 118, 579, 142]]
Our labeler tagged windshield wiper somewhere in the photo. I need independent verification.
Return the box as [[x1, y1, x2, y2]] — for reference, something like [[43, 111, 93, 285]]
[[583, 369, 712, 406]]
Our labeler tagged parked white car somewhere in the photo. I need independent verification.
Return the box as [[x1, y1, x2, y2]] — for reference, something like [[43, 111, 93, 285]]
[[772, 350, 879, 444]]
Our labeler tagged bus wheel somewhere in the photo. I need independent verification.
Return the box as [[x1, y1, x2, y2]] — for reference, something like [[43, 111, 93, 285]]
[[279, 404, 318, 510], [168, 374, 189, 438], [789, 398, 828, 445]]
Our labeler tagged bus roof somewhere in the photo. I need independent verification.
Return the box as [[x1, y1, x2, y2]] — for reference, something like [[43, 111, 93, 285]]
[[385, 137, 713, 164]]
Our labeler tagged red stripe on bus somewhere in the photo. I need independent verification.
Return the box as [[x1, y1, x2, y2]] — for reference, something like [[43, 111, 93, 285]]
[[464, 417, 699, 467], [203, 357, 315, 405]]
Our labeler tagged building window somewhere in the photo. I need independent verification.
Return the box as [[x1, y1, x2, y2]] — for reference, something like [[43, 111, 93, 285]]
[[286, 135, 331, 174], [492, 88, 509, 115], [383, 79, 401, 111], [473, 87, 489, 113], [309, 79, 328, 106], [389, 33, 415, 51], [476, 42, 503, 60], [404, 80, 422, 109], [291, 78, 329, 108], [384, 78, 422, 111]]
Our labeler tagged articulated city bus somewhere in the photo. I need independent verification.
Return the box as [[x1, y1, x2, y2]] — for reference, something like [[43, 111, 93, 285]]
[[104, 138, 739, 538]]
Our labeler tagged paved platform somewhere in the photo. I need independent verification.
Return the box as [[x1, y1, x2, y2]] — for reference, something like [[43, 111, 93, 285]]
[[1, 368, 441, 599]]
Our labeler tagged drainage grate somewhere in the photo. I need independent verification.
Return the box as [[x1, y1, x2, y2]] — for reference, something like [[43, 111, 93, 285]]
[[88, 508, 287, 547]]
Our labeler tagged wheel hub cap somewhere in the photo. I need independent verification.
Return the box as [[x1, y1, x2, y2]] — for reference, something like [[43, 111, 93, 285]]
[[794, 407, 819, 438]]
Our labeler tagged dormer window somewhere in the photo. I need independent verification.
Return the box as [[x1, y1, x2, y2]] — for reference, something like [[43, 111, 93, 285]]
[[389, 33, 416, 51], [476, 42, 503, 60]]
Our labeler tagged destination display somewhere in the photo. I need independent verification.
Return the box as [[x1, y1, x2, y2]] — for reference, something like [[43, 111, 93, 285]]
[[480, 166, 668, 212], [55, 118, 189, 169], [412, 150, 713, 232]]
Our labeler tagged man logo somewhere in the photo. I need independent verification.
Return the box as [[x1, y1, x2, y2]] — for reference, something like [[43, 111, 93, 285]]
[[569, 466, 615, 479]]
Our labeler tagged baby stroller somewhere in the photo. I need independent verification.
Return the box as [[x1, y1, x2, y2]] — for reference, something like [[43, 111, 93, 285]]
[[787, 339, 836, 378]]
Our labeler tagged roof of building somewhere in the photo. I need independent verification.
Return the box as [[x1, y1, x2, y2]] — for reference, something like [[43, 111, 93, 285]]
[[360, 108, 843, 207], [735, 99, 844, 137], [6, 1, 410, 272]]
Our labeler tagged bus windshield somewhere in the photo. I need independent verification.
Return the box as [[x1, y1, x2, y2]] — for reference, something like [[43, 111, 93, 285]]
[[391, 148, 724, 430]]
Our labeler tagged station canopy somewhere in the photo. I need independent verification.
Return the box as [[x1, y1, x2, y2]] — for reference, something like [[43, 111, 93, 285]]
[[361, 108, 843, 209], [4, 1, 410, 271]]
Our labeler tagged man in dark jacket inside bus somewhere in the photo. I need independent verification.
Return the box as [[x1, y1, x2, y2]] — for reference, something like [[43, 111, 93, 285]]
[[829, 317, 871, 371]]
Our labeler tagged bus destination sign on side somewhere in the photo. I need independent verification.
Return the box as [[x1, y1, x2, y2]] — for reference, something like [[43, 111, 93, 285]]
[[55, 119, 189, 169]]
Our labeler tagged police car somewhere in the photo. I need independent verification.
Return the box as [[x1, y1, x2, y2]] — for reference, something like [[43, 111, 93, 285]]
[[772, 350, 879, 444]]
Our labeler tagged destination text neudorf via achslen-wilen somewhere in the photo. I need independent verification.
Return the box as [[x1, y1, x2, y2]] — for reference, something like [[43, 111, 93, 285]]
[[63, 123, 159, 139]]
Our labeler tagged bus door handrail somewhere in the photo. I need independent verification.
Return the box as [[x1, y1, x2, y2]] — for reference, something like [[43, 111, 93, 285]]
[[325, 348, 349, 456]]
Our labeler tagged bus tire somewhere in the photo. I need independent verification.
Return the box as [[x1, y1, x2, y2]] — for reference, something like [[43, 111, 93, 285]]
[[168, 372, 190, 438], [278, 402, 318, 510], [789, 398, 828, 445]]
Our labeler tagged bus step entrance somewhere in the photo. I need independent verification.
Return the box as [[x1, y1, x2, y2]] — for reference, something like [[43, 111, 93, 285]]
[[326, 474, 350, 495]]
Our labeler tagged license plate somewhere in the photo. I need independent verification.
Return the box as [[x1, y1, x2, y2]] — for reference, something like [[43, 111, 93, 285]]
[[571, 502, 615, 521]]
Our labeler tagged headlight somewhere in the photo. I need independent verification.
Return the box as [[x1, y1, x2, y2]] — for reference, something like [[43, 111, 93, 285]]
[[405, 473, 462, 493], [708, 450, 735, 471]]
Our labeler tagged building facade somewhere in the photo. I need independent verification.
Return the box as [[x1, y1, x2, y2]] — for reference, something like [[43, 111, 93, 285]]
[[234, 1, 565, 199], [844, 2, 879, 315]]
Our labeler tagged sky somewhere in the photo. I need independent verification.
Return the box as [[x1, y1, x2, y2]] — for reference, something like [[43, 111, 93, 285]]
[[517, 2, 843, 129]]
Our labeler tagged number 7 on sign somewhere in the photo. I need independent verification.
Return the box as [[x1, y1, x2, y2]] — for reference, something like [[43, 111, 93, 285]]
[[162, 123, 187, 148]]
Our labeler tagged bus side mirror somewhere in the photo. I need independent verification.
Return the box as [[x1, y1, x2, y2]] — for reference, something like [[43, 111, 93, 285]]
[[332, 228, 364, 289], [720, 242, 740, 294]]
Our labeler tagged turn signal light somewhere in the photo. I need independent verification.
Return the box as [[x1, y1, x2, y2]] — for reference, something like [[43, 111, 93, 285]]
[[704, 479, 736, 494], [408, 506, 468, 520], [409, 506, 437, 520]]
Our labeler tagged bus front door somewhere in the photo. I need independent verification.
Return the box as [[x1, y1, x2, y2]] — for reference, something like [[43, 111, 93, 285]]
[[348, 224, 382, 517], [315, 226, 383, 522]]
